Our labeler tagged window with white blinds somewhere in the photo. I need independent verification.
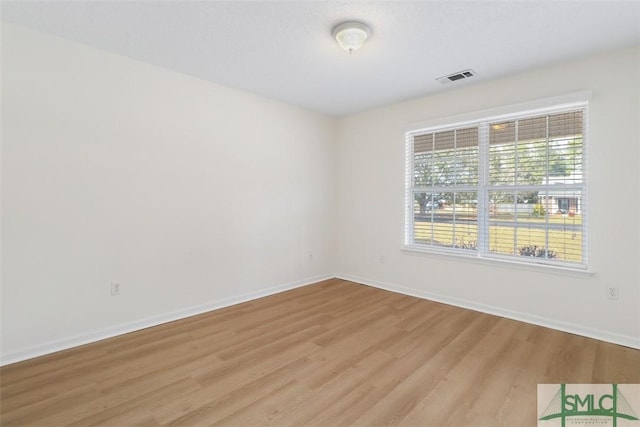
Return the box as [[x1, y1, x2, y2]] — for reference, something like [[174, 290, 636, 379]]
[[405, 103, 587, 269]]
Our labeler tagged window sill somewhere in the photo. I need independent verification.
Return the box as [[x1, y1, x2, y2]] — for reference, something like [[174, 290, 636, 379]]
[[402, 245, 595, 278]]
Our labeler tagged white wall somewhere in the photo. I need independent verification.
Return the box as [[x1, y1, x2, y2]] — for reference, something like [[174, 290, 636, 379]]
[[335, 45, 640, 348], [1, 24, 335, 363]]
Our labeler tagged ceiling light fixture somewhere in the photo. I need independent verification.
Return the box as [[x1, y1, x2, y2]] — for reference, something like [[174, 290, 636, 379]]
[[332, 21, 371, 54]]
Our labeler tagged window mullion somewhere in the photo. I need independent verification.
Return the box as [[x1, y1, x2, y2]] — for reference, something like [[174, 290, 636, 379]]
[[513, 121, 519, 255], [478, 123, 489, 253], [545, 116, 550, 257]]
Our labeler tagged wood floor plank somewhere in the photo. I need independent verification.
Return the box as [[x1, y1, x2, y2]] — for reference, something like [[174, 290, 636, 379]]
[[442, 333, 537, 426], [270, 350, 394, 426], [68, 378, 202, 427], [351, 313, 503, 426], [0, 383, 102, 426], [209, 379, 312, 426], [1, 278, 638, 427], [158, 356, 319, 426], [303, 315, 403, 390], [305, 381, 379, 427]]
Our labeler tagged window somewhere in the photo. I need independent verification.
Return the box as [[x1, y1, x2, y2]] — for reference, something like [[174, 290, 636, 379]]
[[405, 103, 587, 269]]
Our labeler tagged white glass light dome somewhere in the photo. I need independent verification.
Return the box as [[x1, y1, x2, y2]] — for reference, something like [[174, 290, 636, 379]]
[[332, 21, 371, 54]]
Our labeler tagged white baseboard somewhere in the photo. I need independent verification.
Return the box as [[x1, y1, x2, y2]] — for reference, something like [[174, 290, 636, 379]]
[[336, 273, 640, 350], [4, 272, 637, 366], [0, 274, 333, 366]]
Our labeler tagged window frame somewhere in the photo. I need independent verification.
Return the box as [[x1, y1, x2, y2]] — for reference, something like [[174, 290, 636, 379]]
[[404, 95, 590, 272]]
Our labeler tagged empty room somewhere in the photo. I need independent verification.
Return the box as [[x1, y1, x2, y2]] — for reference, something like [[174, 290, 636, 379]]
[[1, 1, 639, 426]]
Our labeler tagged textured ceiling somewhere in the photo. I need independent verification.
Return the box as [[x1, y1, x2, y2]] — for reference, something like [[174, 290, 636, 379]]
[[2, 1, 640, 116]]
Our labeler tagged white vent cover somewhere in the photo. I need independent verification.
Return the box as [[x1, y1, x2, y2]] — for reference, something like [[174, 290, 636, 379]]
[[436, 69, 476, 84]]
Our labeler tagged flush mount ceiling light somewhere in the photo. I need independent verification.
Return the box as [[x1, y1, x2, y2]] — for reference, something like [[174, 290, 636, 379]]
[[332, 21, 371, 54]]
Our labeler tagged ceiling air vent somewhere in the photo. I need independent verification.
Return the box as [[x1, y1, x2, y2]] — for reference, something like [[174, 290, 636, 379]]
[[436, 69, 476, 84]]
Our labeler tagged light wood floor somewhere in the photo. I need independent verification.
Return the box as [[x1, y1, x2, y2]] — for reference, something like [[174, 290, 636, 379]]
[[1, 278, 638, 426]]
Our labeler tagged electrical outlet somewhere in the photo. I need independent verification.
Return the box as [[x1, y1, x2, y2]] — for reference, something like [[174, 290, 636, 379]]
[[111, 282, 121, 296], [308, 252, 313, 261], [379, 255, 385, 264], [606, 286, 618, 300]]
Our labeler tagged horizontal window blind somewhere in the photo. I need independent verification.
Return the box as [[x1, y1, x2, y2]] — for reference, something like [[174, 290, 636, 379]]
[[405, 104, 587, 268]]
